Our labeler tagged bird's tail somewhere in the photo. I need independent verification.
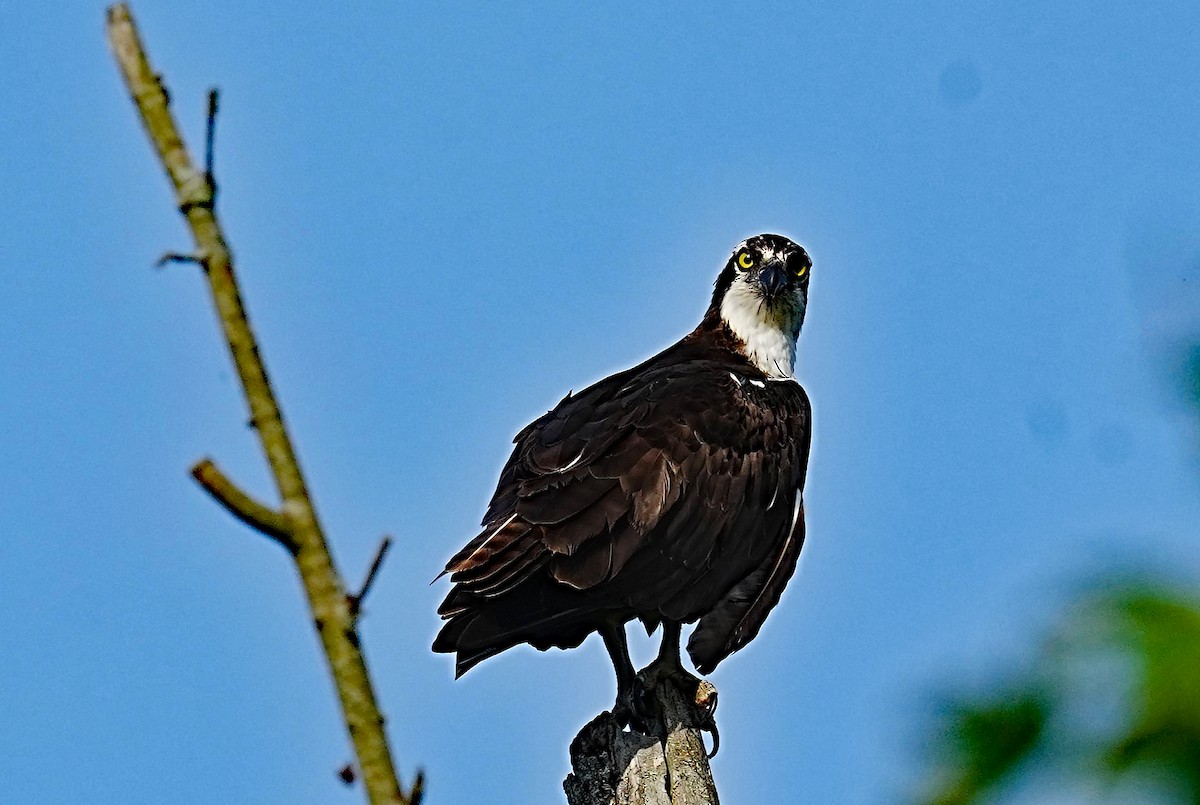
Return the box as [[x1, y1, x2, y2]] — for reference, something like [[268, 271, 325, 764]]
[[433, 583, 613, 677]]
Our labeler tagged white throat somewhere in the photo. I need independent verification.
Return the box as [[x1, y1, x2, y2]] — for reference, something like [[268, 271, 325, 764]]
[[719, 279, 801, 379]]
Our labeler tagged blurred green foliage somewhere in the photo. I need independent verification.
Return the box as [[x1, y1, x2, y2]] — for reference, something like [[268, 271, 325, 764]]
[[920, 585, 1200, 804]]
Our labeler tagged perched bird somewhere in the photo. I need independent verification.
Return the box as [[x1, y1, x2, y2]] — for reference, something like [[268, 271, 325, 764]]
[[434, 234, 814, 727]]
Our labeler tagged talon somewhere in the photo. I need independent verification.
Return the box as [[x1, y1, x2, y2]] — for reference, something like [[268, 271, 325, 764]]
[[619, 700, 657, 739], [705, 722, 720, 758], [633, 678, 658, 724], [613, 684, 656, 735]]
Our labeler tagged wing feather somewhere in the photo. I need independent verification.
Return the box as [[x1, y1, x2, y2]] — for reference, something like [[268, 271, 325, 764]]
[[686, 501, 807, 674], [435, 339, 814, 675]]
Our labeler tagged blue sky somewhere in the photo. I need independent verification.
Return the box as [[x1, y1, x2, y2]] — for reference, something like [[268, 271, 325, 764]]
[[4, 2, 1200, 803]]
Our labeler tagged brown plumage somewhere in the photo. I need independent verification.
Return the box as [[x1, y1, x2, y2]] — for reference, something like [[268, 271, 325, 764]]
[[434, 234, 814, 721]]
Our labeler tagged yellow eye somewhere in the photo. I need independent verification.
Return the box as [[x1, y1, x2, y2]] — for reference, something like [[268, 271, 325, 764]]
[[796, 264, 808, 277], [737, 252, 754, 269]]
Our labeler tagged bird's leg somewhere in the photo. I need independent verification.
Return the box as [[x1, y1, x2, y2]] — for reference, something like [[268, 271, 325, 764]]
[[647, 621, 697, 688], [655, 621, 685, 673], [601, 621, 653, 733], [645, 620, 721, 756]]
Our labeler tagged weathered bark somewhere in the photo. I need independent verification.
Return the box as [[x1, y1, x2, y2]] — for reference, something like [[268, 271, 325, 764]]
[[104, 5, 421, 803], [565, 673, 719, 805]]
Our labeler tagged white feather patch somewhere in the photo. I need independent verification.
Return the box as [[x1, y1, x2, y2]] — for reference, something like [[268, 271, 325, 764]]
[[719, 277, 800, 378], [556, 448, 586, 473], [461, 512, 517, 565]]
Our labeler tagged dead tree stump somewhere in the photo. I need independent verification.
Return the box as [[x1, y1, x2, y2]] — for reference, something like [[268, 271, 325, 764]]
[[564, 672, 719, 805]]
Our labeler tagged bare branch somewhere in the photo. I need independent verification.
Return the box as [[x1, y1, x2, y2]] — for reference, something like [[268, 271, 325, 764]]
[[106, 5, 420, 803], [190, 458, 295, 551], [106, 6, 214, 214], [349, 536, 393, 617]]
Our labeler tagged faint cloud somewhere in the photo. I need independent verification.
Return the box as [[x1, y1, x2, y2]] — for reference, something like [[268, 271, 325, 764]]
[[938, 59, 982, 108], [1027, 400, 1068, 448]]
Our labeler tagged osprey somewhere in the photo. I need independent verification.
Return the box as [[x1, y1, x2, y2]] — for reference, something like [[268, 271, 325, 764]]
[[434, 234, 813, 727]]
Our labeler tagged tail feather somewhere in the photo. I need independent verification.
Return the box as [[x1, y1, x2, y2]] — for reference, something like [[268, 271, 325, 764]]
[[433, 581, 615, 676]]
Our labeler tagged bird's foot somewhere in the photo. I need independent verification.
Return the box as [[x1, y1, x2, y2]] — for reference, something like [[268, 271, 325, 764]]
[[612, 682, 656, 735], [630, 659, 721, 756], [642, 655, 702, 697]]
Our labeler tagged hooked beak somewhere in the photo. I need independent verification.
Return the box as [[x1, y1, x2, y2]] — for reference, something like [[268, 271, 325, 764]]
[[757, 260, 788, 302]]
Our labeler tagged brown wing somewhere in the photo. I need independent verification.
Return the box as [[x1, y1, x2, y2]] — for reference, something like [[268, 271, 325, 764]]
[[435, 341, 812, 675], [686, 500, 807, 674]]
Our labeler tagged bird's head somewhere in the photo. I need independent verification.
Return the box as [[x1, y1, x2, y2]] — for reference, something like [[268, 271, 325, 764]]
[[708, 234, 812, 378]]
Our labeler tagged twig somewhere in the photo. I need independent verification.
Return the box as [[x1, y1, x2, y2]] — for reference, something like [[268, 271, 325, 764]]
[[190, 458, 296, 552], [349, 536, 393, 617], [204, 88, 218, 184], [156, 251, 203, 268], [105, 5, 420, 804], [409, 770, 426, 805]]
